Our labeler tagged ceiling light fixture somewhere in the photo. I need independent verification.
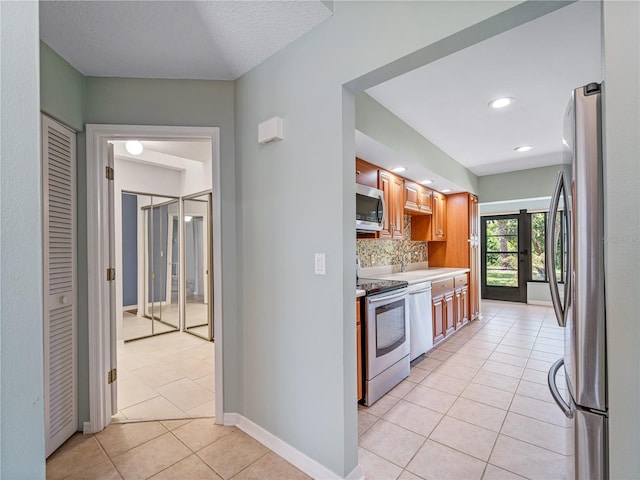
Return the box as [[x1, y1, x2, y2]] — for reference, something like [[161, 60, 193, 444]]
[[441, 189, 451, 193], [515, 145, 533, 152], [392, 166, 406, 173], [420, 179, 433, 185], [489, 97, 514, 109], [125, 140, 143, 155]]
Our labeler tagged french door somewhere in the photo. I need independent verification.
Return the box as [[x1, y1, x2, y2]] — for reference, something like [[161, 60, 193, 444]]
[[481, 211, 529, 302]]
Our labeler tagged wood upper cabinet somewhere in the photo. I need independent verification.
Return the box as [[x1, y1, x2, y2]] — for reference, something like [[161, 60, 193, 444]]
[[404, 181, 433, 215], [379, 170, 403, 239], [432, 191, 447, 240], [355, 157, 378, 188], [411, 190, 446, 241]]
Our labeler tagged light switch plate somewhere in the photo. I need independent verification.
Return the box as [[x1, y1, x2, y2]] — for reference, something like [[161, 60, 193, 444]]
[[315, 253, 326, 275]]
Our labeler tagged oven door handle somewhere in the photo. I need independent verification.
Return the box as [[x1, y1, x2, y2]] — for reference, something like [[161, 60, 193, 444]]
[[367, 289, 408, 305]]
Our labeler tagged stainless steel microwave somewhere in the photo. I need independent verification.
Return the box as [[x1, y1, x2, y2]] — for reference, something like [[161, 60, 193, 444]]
[[356, 183, 385, 232]]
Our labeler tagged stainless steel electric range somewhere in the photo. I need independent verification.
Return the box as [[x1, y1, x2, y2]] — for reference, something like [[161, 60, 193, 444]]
[[357, 279, 409, 406]]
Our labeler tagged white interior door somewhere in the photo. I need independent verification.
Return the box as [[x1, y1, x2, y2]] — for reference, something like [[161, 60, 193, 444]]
[[42, 114, 77, 457]]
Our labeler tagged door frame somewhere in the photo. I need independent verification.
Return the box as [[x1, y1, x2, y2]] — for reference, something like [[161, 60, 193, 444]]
[[85, 124, 222, 433], [481, 210, 528, 303]]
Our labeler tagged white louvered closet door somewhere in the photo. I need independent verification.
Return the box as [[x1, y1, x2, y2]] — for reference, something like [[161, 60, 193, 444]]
[[42, 114, 77, 458]]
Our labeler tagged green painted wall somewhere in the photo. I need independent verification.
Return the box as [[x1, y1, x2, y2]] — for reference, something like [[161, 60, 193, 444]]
[[356, 92, 479, 194], [84, 77, 241, 415], [40, 42, 85, 132], [477, 164, 566, 203]]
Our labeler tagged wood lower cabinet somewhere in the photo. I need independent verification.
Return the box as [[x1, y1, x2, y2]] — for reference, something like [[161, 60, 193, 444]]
[[356, 297, 362, 402], [432, 294, 445, 344], [455, 285, 469, 329], [443, 291, 455, 336], [379, 170, 404, 239], [432, 274, 469, 345]]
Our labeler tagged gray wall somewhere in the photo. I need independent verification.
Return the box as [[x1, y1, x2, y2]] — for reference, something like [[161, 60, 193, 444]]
[[0, 2, 46, 477], [233, 1, 574, 476], [356, 92, 479, 194], [121, 193, 138, 306], [477, 164, 566, 203], [602, 1, 640, 477]]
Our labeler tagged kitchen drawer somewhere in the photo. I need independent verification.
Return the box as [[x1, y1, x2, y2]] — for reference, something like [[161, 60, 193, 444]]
[[432, 278, 454, 295], [454, 274, 468, 288]]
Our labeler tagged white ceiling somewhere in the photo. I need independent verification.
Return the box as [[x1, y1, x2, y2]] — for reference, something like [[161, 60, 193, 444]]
[[112, 140, 211, 171], [39, 1, 331, 80], [364, 1, 602, 177]]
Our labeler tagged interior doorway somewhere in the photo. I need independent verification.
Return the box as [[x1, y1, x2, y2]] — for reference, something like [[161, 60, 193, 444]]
[[85, 125, 223, 434]]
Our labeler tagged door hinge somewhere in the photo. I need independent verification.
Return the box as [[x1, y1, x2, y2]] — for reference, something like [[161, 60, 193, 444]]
[[106, 166, 114, 180], [107, 368, 117, 384], [107, 268, 116, 281]]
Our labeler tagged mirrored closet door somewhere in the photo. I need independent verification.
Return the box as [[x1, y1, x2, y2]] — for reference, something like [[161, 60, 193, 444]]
[[183, 193, 213, 340], [122, 192, 180, 341]]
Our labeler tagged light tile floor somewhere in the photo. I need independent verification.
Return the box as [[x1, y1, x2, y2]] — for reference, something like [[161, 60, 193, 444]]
[[46, 419, 311, 480], [358, 300, 569, 480], [115, 330, 215, 422], [48, 300, 566, 479]]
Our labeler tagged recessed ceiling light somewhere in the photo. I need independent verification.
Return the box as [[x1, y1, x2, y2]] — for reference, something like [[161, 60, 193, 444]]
[[515, 145, 533, 152], [125, 140, 143, 155], [441, 189, 451, 193], [420, 179, 433, 185], [392, 166, 406, 173], [489, 97, 514, 109]]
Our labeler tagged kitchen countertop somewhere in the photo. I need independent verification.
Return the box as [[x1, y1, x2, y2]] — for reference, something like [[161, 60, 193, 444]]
[[356, 289, 366, 298], [359, 265, 470, 286]]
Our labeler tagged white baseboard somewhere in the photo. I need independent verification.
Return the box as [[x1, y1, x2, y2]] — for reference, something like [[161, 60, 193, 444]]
[[527, 300, 553, 306], [223, 413, 364, 480]]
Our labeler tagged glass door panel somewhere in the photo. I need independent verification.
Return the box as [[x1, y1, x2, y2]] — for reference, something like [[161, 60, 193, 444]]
[[481, 213, 528, 302], [184, 193, 212, 340]]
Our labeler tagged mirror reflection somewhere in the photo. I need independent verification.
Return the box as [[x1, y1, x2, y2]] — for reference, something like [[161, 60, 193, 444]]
[[184, 194, 212, 340]]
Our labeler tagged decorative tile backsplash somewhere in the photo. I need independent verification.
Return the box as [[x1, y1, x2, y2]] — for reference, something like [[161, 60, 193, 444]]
[[356, 215, 428, 268]]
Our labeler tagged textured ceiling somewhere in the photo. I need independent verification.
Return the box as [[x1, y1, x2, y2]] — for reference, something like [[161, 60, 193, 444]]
[[39, 1, 332, 80], [365, 1, 602, 177]]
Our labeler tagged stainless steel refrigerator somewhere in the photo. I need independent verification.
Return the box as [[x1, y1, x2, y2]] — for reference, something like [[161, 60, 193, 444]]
[[547, 82, 607, 479]]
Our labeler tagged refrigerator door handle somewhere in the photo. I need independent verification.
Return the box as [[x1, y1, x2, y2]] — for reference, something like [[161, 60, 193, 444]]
[[547, 171, 571, 327], [548, 358, 573, 419]]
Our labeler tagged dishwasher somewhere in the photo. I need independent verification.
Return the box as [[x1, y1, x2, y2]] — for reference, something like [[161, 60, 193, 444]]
[[408, 281, 433, 361]]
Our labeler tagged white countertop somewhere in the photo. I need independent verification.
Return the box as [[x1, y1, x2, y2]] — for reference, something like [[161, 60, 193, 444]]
[[359, 265, 470, 286], [356, 289, 366, 298]]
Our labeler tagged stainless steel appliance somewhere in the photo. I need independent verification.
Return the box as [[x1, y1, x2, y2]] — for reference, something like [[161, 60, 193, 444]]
[[408, 281, 433, 361], [547, 82, 607, 480], [356, 184, 385, 233], [357, 278, 409, 406]]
